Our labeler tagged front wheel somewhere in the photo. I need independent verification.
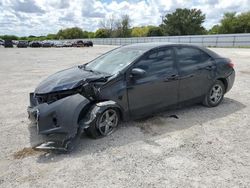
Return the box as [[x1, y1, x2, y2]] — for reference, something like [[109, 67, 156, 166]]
[[203, 80, 225, 107], [85, 108, 120, 139]]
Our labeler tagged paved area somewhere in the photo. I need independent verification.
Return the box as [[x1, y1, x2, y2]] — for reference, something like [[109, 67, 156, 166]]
[[0, 46, 249, 187]]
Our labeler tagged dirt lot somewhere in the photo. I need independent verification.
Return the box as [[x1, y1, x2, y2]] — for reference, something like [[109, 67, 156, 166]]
[[0, 46, 249, 188]]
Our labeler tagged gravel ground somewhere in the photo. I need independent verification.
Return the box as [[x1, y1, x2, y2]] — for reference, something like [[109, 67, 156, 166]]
[[0, 46, 249, 188]]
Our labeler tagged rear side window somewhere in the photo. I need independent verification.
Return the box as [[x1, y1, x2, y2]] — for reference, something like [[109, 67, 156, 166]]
[[135, 48, 174, 78], [176, 47, 211, 67]]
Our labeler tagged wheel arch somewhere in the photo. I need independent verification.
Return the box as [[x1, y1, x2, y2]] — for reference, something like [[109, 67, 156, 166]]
[[81, 100, 124, 129], [217, 78, 228, 91], [95, 100, 124, 121]]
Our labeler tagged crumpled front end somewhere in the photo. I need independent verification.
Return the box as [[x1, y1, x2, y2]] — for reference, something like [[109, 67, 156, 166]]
[[27, 93, 91, 151]]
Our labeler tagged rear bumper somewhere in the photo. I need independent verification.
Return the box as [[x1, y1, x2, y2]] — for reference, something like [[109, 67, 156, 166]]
[[225, 70, 235, 93], [28, 93, 90, 138]]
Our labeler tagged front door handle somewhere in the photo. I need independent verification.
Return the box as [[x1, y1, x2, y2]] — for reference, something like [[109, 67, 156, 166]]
[[164, 74, 179, 82], [179, 74, 194, 80]]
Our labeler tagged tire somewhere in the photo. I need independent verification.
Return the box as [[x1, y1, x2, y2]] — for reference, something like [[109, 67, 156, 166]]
[[85, 108, 120, 139], [203, 80, 225, 107]]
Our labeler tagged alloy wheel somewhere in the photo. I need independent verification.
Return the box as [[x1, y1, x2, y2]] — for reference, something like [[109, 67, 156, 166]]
[[97, 109, 118, 136], [209, 84, 223, 104]]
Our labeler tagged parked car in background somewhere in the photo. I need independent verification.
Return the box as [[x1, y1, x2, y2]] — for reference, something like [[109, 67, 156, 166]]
[[28, 43, 235, 151], [4, 40, 13, 48], [54, 41, 64, 48], [42, 41, 54, 47], [0, 39, 4, 46], [63, 41, 73, 47], [72, 40, 85, 47], [17, 41, 29, 48], [83, 41, 93, 47], [12, 40, 18, 46], [29, 41, 42, 48]]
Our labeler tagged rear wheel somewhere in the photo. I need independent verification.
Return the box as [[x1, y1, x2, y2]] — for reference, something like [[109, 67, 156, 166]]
[[203, 80, 225, 107], [85, 108, 120, 139]]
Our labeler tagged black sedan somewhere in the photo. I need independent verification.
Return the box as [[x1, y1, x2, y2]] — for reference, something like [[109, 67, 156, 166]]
[[4, 40, 13, 48], [29, 41, 42, 48], [28, 43, 235, 151], [17, 41, 29, 48], [83, 41, 93, 47]]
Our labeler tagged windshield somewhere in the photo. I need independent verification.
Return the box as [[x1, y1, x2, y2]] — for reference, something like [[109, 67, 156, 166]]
[[85, 47, 145, 75]]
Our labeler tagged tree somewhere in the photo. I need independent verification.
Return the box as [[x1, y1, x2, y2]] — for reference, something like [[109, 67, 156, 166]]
[[56, 27, 85, 39], [46, 34, 57, 40], [0, 35, 19, 40], [208, 25, 220, 34], [161, 8, 206, 35], [119, 14, 131, 37], [99, 15, 116, 37], [87, 32, 95, 38], [147, 26, 163, 36], [131, 26, 149, 37], [212, 11, 250, 34], [99, 14, 131, 37], [218, 12, 237, 34], [237, 11, 250, 33], [95, 29, 109, 38]]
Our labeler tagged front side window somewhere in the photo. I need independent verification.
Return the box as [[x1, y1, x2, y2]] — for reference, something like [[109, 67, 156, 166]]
[[134, 48, 175, 79]]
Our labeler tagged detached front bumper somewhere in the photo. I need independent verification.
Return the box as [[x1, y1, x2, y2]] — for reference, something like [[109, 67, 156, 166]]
[[28, 93, 90, 142]]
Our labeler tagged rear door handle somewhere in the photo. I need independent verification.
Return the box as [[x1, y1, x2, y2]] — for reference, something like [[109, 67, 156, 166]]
[[179, 74, 194, 80], [205, 65, 216, 70], [164, 74, 179, 82], [197, 65, 216, 71]]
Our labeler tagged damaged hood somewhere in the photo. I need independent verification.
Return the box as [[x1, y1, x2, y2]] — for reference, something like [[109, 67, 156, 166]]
[[35, 66, 107, 94]]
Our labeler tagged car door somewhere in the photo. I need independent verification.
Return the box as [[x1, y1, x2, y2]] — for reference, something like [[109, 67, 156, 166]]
[[127, 47, 179, 117], [175, 46, 216, 102]]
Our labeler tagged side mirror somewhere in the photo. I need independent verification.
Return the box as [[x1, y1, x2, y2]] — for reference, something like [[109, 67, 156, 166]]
[[130, 68, 146, 78]]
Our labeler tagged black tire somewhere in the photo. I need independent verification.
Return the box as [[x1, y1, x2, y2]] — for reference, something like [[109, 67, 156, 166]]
[[203, 80, 225, 107], [85, 108, 120, 139]]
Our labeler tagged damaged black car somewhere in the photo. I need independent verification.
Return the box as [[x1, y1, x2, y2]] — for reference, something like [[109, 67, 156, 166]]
[[28, 43, 235, 151]]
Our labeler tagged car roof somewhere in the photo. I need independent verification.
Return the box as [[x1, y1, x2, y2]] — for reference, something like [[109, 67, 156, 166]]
[[122, 42, 221, 58]]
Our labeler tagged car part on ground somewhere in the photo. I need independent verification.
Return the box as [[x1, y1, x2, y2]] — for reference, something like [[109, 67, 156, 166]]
[[28, 94, 91, 151], [28, 43, 235, 151]]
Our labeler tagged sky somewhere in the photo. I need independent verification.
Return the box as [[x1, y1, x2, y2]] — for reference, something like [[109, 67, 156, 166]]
[[0, 0, 250, 36]]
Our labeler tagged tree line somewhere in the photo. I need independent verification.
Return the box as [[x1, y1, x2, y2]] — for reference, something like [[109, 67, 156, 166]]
[[1, 8, 250, 41]]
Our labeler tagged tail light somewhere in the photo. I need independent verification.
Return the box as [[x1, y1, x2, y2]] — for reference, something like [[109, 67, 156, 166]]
[[228, 59, 234, 68]]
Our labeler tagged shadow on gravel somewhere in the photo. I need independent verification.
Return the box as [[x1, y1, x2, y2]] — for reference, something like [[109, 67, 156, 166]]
[[25, 97, 245, 163]]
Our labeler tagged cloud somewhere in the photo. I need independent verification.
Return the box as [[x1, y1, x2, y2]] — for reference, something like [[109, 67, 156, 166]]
[[59, 12, 75, 22], [0, 0, 249, 36], [81, 0, 106, 18], [11, 0, 45, 13], [47, 0, 69, 9]]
